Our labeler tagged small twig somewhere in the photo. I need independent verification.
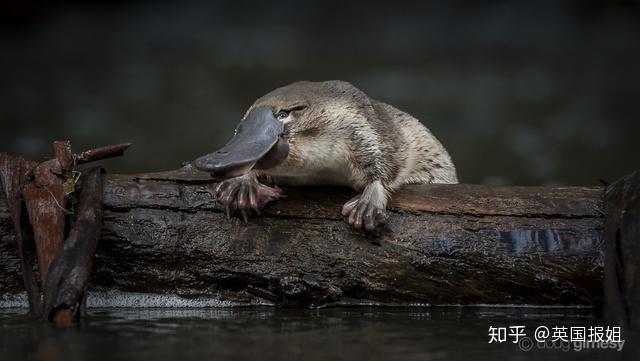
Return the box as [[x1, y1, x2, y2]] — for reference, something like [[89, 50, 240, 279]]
[[74, 143, 132, 165], [47, 190, 73, 215]]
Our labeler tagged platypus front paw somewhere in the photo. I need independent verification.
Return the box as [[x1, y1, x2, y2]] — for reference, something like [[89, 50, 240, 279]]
[[214, 175, 284, 222], [341, 194, 387, 231]]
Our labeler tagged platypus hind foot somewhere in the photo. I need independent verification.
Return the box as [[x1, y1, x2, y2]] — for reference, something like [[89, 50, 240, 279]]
[[214, 174, 284, 222]]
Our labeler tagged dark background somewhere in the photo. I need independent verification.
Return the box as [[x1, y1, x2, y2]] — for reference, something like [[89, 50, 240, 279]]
[[1, 0, 639, 185]]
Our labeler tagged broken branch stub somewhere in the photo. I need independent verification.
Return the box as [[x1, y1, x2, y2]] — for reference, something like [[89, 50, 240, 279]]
[[21, 151, 69, 281], [0, 141, 129, 322], [44, 167, 103, 324], [0, 153, 42, 317], [74, 143, 132, 165]]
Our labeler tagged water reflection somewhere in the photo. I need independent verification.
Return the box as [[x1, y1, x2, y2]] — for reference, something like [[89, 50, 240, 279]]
[[0, 307, 636, 361]]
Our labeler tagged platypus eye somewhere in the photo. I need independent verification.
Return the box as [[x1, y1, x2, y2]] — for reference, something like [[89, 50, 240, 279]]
[[276, 111, 290, 120]]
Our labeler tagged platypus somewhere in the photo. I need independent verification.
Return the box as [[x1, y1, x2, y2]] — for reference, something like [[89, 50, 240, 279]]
[[194, 80, 458, 230]]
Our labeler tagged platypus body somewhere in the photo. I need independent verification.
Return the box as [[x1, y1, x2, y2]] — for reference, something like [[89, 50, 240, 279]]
[[195, 80, 458, 230]]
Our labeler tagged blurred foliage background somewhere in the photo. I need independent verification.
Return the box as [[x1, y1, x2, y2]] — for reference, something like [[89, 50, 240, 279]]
[[1, 0, 639, 185]]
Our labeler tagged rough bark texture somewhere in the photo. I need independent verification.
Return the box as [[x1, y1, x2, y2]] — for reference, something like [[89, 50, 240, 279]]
[[44, 167, 104, 322], [1, 166, 605, 307], [2, 144, 115, 321], [605, 171, 640, 330], [0, 154, 42, 315]]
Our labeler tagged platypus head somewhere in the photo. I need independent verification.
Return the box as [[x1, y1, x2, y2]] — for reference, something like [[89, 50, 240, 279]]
[[194, 80, 362, 179], [193, 105, 291, 179]]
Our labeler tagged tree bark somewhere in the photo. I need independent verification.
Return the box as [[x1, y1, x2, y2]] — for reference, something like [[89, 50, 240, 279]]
[[604, 171, 640, 330], [1, 166, 605, 307]]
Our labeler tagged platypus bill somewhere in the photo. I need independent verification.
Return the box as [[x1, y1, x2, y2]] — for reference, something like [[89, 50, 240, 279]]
[[194, 80, 458, 231]]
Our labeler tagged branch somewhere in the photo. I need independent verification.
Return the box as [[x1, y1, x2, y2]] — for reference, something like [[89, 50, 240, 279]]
[[1, 165, 606, 307]]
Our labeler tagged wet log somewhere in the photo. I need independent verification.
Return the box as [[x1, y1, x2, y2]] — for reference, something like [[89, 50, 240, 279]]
[[1, 165, 606, 307], [604, 171, 640, 331]]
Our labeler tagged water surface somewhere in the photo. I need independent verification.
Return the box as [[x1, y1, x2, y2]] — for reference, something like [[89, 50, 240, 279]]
[[1, 307, 635, 361]]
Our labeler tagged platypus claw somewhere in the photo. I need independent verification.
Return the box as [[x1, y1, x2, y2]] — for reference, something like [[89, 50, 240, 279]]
[[341, 195, 387, 231], [214, 175, 284, 221], [239, 209, 249, 223]]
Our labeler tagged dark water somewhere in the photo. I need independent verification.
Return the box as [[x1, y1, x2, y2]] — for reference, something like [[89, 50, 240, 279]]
[[0, 307, 636, 361]]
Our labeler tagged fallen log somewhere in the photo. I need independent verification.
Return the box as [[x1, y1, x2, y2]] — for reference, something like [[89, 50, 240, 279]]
[[1, 165, 606, 307], [604, 171, 640, 331]]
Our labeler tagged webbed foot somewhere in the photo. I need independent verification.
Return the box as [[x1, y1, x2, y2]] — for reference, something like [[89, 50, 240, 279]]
[[215, 174, 284, 222]]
